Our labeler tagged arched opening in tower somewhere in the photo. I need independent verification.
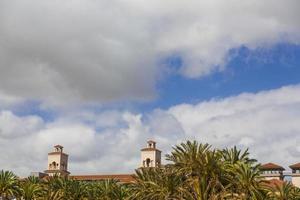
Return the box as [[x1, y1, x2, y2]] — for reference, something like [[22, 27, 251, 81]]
[[146, 158, 151, 167]]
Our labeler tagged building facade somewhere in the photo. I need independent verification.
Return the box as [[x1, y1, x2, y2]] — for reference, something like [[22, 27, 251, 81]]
[[37, 142, 300, 187], [290, 163, 300, 188], [44, 145, 70, 176], [42, 141, 162, 182], [140, 140, 161, 168], [260, 163, 285, 181]]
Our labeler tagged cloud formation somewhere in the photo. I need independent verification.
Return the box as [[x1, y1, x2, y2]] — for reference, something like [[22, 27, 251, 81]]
[[0, 0, 299, 104], [1, 85, 300, 176]]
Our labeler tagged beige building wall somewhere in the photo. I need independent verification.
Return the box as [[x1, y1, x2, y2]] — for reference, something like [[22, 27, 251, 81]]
[[261, 175, 282, 181], [140, 141, 161, 168], [141, 150, 157, 167], [47, 153, 68, 171], [45, 145, 69, 176], [292, 175, 300, 188]]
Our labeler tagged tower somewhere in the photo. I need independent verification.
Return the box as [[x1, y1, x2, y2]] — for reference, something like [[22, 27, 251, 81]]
[[140, 140, 161, 168], [260, 163, 285, 181], [44, 145, 70, 176], [290, 163, 300, 187]]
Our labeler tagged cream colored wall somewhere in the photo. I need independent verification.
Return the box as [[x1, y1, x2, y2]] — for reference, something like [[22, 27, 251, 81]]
[[263, 176, 281, 181], [141, 151, 156, 167], [261, 174, 282, 180], [140, 150, 161, 167], [47, 154, 68, 171], [48, 154, 61, 170], [47, 171, 69, 176], [292, 175, 300, 188], [47, 172, 57, 177]]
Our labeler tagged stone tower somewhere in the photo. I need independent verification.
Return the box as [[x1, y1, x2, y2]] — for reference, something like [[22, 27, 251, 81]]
[[44, 145, 70, 176], [140, 140, 161, 168]]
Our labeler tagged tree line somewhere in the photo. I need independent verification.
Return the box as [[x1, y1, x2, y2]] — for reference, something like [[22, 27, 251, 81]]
[[1, 140, 300, 200]]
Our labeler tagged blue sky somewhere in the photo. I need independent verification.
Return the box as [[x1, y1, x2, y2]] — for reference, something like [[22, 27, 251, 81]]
[[1, 0, 300, 176], [144, 43, 300, 110]]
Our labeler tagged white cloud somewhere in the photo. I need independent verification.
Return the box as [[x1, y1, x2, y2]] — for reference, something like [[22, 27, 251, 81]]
[[0, 92, 22, 109], [0, 110, 154, 176], [166, 85, 300, 167], [0, 111, 43, 138], [0, 0, 299, 105], [1, 85, 300, 176]]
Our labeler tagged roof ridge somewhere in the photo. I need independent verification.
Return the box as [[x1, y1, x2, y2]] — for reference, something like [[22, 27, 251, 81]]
[[260, 162, 285, 170]]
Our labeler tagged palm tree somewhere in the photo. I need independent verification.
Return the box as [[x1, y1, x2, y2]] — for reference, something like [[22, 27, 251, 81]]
[[221, 146, 257, 165], [59, 177, 88, 200], [291, 186, 300, 199], [26, 176, 41, 184], [225, 162, 264, 200], [220, 147, 265, 200], [113, 183, 130, 200], [85, 182, 99, 200], [129, 167, 187, 200], [265, 181, 300, 200], [0, 170, 20, 200], [165, 141, 212, 177], [165, 141, 227, 200], [96, 179, 128, 200], [40, 175, 63, 200], [19, 177, 43, 200]]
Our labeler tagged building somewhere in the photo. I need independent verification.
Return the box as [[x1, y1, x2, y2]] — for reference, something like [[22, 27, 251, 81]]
[[70, 174, 135, 182], [290, 163, 300, 187], [29, 172, 48, 179], [42, 141, 161, 183], [44, 145, 70, 176], [259, 163, 285, 181], [36, 142, 300, 187], [140, 140, 161, 168]]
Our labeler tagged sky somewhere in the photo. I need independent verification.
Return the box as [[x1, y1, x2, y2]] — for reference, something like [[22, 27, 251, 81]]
[[0, 0, 300, 177]]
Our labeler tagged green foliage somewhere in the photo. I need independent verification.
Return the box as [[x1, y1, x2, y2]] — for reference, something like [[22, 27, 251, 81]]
[[1, 140, 300, 200], [265, 181, 300, 200], [129, 167, 187, 199], [86, 179, 128, 200], [19, 177, 43, 200], [0, 170, 20, 200]]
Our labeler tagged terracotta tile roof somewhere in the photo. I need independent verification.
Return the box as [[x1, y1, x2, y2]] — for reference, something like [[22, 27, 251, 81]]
[[289, 162, 300, 170], [147, 140, 156, 143], [70, 174, 135, 183], [260, 163, 285, 170]]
